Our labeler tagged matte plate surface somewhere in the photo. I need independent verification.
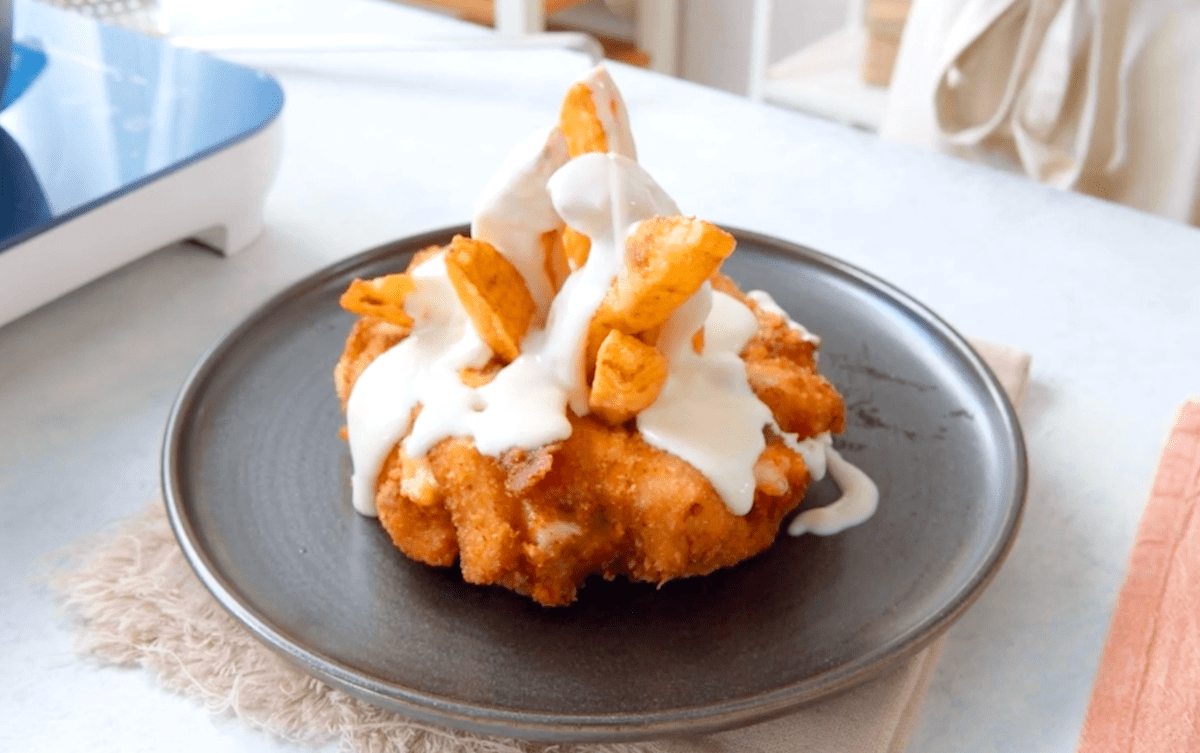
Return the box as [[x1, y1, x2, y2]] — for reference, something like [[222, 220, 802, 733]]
[[164, 226, 1026, 742]]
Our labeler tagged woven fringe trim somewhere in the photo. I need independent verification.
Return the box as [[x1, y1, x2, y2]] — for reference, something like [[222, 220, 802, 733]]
[[49, 502, 661, 753]]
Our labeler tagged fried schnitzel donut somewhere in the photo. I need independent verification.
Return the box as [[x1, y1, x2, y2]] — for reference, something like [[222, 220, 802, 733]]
[[335, 271, 844, 606]]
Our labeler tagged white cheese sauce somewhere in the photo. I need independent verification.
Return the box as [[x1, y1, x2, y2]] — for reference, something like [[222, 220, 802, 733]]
[[637, 287, 773, 515], [344, 79, 878, 535], [345, 254, 492, 516], [781, 430, 831, 481], [471, 127, 568, 322], [705, 290, 760, 354], [581, 66, 636, 160], [787, 447, 880, 536]]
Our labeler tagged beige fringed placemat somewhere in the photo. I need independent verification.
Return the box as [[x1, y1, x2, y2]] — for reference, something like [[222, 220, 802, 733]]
[[50, 340, 1030, 753]]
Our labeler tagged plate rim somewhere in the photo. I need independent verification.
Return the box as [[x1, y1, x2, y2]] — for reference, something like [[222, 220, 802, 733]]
[[162, 224, 1028, 742]]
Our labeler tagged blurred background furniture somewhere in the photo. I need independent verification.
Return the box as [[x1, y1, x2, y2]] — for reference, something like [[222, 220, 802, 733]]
[[748, 0, 911, 130], [412, 0, 679, 73], [749, 0, 1200, 227], [860, 0, 909, 85], [881, 0, 1200, 227]]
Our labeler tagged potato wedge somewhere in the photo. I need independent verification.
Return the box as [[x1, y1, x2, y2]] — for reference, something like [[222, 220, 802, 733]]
[[557, 68, 638, 272], [636, 325, 661, 346], [445, 235, 536, 363], [588, 329, 668, 425], [562, 226, 591, 271], [556, 80, 603, 273], [585, 216, 735, 368], [407, 244, 445, 273], [339, 274, 415, 328], [541, 228, 571, 293], [560, 66, 636, 159], [459, 360, 502, 388], [559, 82, 608, 157], [607, 217, 736, 331]]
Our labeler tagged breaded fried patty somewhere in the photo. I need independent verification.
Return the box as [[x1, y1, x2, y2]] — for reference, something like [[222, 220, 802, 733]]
[[335, 270, 845, 606]]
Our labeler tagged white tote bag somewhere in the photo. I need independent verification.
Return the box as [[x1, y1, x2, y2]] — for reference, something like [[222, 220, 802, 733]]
[[881, 0, 1200, 226]]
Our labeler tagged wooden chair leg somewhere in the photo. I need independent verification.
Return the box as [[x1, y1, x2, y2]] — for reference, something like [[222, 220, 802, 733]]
[[495, 0, 544, 35]]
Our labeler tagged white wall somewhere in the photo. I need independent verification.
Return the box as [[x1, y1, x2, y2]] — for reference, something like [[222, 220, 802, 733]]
[[679, 0, 847, 95]]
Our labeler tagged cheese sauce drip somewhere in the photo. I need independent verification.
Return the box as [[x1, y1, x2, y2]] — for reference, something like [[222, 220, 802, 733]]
[[784, 430, 831, 481], [345, 254, 492, 515], [582, 66, 636, 160], [345, 99, 877, 533], [472, 127, 568, 321], [740, 293, 879, 534], [638, 288, 772, 515], [787, 447, 880, 536]]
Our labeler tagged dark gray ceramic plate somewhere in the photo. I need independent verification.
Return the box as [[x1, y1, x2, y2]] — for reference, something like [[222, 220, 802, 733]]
[[163, 225, 1026, 742]]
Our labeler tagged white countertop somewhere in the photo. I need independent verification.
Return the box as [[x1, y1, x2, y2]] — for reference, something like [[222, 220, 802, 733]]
[[2, 0, 1198, 750]]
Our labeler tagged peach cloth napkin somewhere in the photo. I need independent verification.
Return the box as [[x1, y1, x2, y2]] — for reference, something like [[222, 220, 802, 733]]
[[51, 340, 1031, 753], [1077, 400, 1200, 753]]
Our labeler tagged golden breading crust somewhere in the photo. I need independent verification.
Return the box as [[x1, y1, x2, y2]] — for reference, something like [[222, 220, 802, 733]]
[[335, 269, 845, 606]]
